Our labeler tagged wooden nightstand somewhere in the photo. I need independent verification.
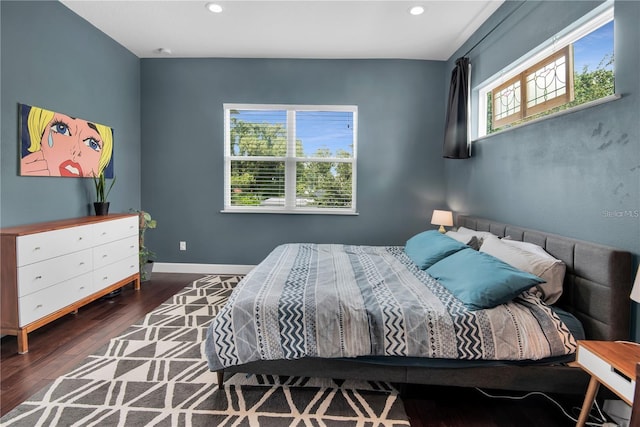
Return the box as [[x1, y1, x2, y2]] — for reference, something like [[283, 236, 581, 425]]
[[576, 340, 640, 427]]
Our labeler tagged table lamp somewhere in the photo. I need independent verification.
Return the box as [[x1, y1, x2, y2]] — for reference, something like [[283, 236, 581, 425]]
[[431, 210, 453, 233]]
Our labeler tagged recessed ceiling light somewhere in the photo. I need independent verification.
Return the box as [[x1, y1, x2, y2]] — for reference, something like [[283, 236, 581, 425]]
[[154, 47, 172, 55], [206, 3, 223, 13], [409, 6, 425, 16]]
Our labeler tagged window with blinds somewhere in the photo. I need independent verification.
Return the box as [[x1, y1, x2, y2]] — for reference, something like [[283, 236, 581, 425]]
[[223, 104, 357, 214]]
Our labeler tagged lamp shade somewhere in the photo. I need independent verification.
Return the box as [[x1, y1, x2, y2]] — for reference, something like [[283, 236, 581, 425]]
[[431, 210, 453, 227], [631, 266, 640, 303], [431, 210, 453, 233]]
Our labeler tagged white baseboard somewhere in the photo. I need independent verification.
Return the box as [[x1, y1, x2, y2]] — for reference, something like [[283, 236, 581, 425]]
[[152, 262, 255, 275]]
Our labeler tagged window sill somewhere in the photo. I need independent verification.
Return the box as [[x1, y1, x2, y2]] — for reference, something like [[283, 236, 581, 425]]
[[474, 93, 622, 143], [221, 208, 359, 216]]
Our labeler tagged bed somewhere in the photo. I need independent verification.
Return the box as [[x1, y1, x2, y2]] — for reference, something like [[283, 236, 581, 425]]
[[205, 215, 633, 394]]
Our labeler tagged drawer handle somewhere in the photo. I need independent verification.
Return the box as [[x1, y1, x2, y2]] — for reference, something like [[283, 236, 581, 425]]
[[130, 245, 135, 249], [79, 262, 85, 266], [35, 275, 43, 280], [102, 255, 108, 258], [36, 304, 43, 309], [34, 246, 41, 251], [103, 276, 108, 280], [613, 367, 632, 382], [80, 286, 85, 290], [101, 232, 107, 236]]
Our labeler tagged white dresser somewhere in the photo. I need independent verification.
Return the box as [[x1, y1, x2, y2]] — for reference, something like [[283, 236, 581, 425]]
[[1, 214, 140, 353]]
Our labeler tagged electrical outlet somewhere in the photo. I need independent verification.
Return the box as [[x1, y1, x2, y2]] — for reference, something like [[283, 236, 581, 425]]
[[179, 241, 187, 251]]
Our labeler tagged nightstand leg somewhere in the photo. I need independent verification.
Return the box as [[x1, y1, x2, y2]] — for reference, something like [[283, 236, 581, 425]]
[[577, 376, 600, 427]]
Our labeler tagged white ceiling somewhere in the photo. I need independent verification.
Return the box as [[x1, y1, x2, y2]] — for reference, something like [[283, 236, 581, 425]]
[[60, 0, 504, 60]]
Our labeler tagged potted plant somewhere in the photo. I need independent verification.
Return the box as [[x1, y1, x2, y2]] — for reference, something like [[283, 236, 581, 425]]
[[92, 171, 116, 215], [137, 210, 157, 281]]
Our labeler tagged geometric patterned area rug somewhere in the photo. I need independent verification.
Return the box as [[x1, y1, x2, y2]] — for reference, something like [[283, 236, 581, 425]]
[[1, 275, 410, 427]]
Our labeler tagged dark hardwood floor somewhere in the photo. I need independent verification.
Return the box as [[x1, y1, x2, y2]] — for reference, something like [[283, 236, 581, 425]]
[[1, 273, 589, 425], [402, 385, 586, 426], [0, 272, 203, 417]]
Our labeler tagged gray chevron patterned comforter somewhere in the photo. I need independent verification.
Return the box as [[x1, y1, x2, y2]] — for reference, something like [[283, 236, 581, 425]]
[[205, 244, 577, 371]]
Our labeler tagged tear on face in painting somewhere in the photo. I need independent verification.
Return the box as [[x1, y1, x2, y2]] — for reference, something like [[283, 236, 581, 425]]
[[19, 104, 114, 178]]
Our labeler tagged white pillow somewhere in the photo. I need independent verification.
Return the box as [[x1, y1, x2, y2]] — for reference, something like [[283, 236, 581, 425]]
[[479, 236, 566, 304], [456, 226, 499, 239], [445, 231, 480, 250], [455, 226, 499, 248], [502, 239, 555, 259]]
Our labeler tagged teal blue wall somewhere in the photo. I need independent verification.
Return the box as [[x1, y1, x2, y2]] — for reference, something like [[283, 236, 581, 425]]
[[140, 58, 447, 264], [3, 0, 638, 338], [445, 0, 638, 254], [1, 1, 447, 266], [0, 1, 141, 225], [444, 1, 640, 338]]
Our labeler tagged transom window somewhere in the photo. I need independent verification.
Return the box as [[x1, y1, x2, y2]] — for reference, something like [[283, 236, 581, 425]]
[[479, 2, 614, 136], [223, 104, 357, 214]]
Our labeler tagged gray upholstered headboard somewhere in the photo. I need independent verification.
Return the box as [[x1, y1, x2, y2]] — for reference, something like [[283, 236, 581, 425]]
[[456, 215, 633, 341]]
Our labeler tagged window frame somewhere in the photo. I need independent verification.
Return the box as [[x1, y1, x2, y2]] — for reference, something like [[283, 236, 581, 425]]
[[222, 103, 358, 215], [477, 1, 614, 138], [491, 74, 522, 128], [491, 46, 574, 128], [524, 46, 574, 116]]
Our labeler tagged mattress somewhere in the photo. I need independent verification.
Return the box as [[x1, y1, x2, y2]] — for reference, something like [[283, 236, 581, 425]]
[[205, 243, 578, 371]]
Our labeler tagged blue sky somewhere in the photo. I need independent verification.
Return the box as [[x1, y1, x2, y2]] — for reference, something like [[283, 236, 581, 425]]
[[235, 110, 354, 157], [296, 111, 353, 157], [573, 20, 614, 72]]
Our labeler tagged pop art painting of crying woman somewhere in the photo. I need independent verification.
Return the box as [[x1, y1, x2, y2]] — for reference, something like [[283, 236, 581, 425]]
[[19, 104, 114, 178]]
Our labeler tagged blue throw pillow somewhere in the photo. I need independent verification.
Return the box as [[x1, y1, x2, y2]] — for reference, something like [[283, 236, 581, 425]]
[[426, 248, 545, 310], [404, 230, 468, 270]]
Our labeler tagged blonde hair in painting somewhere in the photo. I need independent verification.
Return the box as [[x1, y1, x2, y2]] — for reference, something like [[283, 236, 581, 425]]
[[94, 122, 113, 174], [26, 106, 54, 153], [26, 105, 114, 175]]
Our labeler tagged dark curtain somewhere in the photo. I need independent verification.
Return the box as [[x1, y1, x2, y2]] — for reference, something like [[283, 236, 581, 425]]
[[443, 57, 471, 159]]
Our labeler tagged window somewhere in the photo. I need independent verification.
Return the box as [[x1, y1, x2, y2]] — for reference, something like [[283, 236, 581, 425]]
[[223, 104, 357, 214], [492, 47, 574, 128], [479, 2, 614, 136]]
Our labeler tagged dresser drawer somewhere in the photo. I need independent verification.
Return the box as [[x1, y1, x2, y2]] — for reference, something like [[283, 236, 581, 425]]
[[93, 217, 138, 246], [18, 273, 93, 326], [16, 224, 94, 266], [2, 214, 140, 354], [17, 250, 92, 297], [93, 255, 139, 290], [93, 235, 138, 270]]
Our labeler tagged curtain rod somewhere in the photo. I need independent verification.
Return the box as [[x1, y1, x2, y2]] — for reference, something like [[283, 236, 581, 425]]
[[462, 1, 527, 58]]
